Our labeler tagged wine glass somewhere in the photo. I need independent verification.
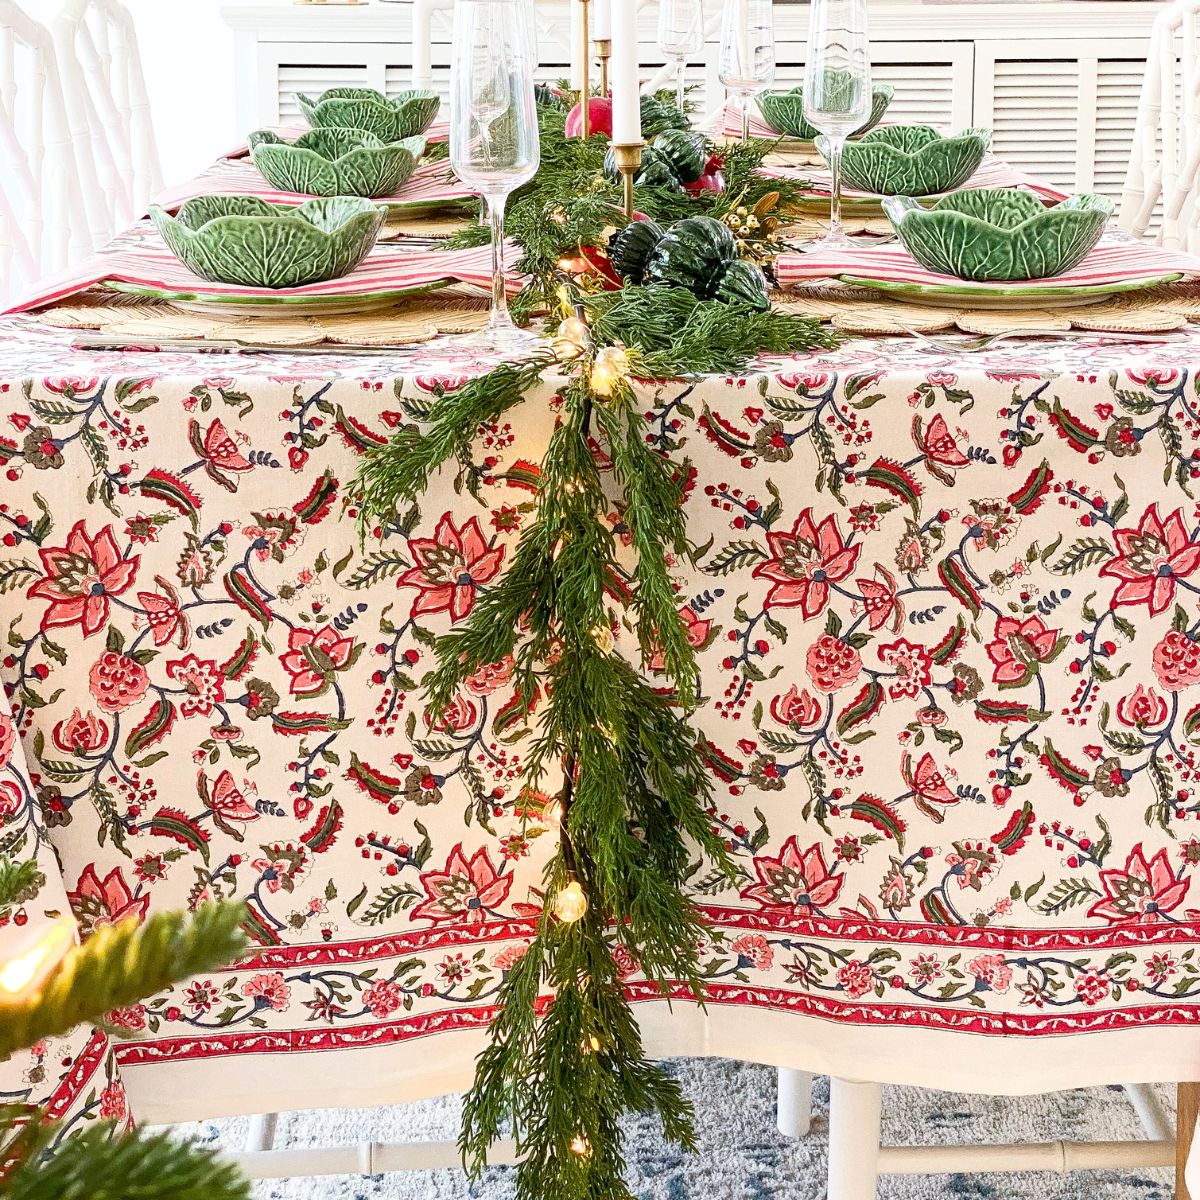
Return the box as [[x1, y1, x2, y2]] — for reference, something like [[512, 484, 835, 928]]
[[450, 0, 542, 349], [657, 0, 704, 117], [804, 0, 872, 250], [717, 0, 774, 143]]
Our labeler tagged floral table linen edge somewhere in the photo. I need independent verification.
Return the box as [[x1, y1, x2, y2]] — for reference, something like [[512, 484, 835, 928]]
[[6, 326, 1200, 1122]]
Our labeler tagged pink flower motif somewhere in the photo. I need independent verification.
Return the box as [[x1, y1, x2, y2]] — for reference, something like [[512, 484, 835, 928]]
[[0, 712, 14, 772], [397, 514, 505, 623], [362, 979, 405, 1018], [412, 844, 512, 926], [731, 933, 774, 970], [836, 959, 876, 1000], [770, 684, 822, 728], [1088, 844, 1190, 925], [280, 624, 360, 697], [985, 615, 1063, 686], [805, 635, 862, 693], [166, 654, 225, 717], [1075, 971, 1110, 1007], [1116, 685, 1169, 729], [426, 692, 479, 733], [493, 942, 531, 972], [901, 752, 958, 821], [752, 509, 859, 618], [857, 564, 904, 632], [190, 417, 252, 473], [1100, 504, 1200, 615], [27, 520, 140, 637], [464, 656, 515, 696], [68, 864, 149, 934], [51, 708, 109, 754], [877, 638, 933, 700], [1152, 630, 1200, 690], [914, 413, 969, 470], [967, 953, 1012, 992], [648, 606, 712, 671], [200, 769, 259, 823], [740, 836, 844, 915], [88, 652, 150, 713], [106, 1005, 147, 1031], [98, 1083, 128, 1121], [241, 971, 290, 1011], [137, 577, 189, 648]]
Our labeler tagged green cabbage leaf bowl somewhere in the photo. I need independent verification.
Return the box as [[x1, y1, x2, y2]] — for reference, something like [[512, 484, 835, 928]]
[[247, 127, 425, 197], [819, 124, 991, 196], [758, 74, 894, 141], [882, 187, 1114, 281], [297, 87, 440, 142], [149, 194, 387, 289]]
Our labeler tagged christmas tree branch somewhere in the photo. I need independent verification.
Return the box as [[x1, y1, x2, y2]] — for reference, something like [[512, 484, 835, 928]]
[[0, 899, 247, 1060]]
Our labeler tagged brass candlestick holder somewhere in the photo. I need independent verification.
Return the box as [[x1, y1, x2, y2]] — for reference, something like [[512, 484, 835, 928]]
[[611, 142, 643, 219], [595, 37, 611, 97], [578, 0, 591, 139]]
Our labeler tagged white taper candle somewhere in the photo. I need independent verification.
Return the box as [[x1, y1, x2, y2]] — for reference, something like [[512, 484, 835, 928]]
[[610, 0, 641, 144], [594, 0, 611, 41]]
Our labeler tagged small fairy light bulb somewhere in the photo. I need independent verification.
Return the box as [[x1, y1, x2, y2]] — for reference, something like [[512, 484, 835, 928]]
[[589, 623, 615, 655], [581, 1034, 602, 1054], [554, 879, 588, 924], [544, 800, 564, 826], [552, 315, 591, 362], [570, 1134, 591, 1157], [589, 345, 630, 397]]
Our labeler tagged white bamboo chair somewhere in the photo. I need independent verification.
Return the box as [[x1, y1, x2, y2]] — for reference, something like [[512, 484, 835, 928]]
[[825, 1078, 1181, 1200], [1118, 0, 1200, 252], [0, 0, 85, 306], [52, 0, 161, 248]]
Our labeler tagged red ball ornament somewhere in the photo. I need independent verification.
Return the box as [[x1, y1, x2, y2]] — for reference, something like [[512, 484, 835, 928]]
[[564, 96, 613, 139], [685, 169, 725, 194]]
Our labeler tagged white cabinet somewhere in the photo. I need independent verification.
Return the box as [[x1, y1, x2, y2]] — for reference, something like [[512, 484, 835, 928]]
[[223, 1, 1161, 203]]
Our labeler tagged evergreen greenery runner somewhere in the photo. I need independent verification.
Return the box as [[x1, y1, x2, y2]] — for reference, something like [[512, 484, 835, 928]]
[[358, 97, 840, 1200], [0, 856, 249, 1200]]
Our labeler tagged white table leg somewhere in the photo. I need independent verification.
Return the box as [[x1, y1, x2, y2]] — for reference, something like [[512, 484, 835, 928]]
[[776, 1068, 813, 1137], [828, 1078, 882, 1200], [246, 1112, 280, 1154], [1123, 1083, 1173, 1143]]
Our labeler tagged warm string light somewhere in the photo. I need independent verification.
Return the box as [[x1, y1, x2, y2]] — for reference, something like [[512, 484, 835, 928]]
[[0, 916, 75, 1002], [589, 623, 615, 655], [570, 1134, 591, 1156], [553, 315, 592, 362], [588, 345, 630, 397], [554, 879, 588, 923]]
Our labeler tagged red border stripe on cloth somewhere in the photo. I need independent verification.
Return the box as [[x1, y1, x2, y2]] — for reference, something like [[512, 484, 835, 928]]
[[775, 240, 1200, 291]]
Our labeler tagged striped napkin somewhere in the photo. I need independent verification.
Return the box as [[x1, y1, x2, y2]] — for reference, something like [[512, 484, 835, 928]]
[[152, 157, 475, 214], [5, 229, 516, 315], [774, 240, 1200, 292], [221, 118, 452, 160]]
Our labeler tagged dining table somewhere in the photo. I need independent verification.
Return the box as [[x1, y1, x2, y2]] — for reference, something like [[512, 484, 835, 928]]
[[6, 293, 1200, 1154]]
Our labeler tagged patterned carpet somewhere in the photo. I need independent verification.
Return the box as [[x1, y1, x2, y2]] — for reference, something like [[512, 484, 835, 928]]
[[172, 1060, 1175, 1199]]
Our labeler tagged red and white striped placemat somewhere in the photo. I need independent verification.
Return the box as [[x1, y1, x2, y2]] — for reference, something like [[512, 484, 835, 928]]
[[774, 240, 1200, 291], [221, 118, 452, 160], [152, 157, 475, 214], [5, 227, 516, 315]]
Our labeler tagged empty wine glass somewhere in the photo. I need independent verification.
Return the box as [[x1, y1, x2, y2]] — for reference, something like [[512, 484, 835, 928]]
[[450, 0, 541, 349], [804, 0, 872, 250], [718, 0, 774, 143], [658, 0, 704, 117]]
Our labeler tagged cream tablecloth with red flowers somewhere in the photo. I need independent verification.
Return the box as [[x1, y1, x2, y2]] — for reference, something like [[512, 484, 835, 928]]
[[5, 319, 1200, 1136]]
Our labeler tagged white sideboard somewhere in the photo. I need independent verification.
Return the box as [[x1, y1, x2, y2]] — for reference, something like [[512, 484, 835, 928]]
[[222, 0, 1162, 202]]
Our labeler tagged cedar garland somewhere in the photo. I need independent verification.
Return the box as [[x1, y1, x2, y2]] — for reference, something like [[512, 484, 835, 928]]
[[356, 95, 841, 1200]]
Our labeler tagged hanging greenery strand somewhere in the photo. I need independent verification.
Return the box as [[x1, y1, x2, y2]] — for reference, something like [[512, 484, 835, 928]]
[[356, 281, 838, 1197]]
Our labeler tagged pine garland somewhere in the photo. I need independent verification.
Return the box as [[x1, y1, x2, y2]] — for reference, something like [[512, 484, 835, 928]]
[[356, 274, 837, 1197]]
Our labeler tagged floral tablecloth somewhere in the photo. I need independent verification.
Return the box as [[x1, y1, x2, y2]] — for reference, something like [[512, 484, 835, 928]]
[[5, 318, 1200, 1134]]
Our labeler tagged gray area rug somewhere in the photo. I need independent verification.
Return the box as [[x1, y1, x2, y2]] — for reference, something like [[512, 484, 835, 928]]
[[171, 1060, 1175, 1199]]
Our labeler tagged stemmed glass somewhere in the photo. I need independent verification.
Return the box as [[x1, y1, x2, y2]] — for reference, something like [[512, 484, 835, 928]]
[[450, 0, 541, 349], [804, 0, 872, 250], [718, 0, 774, 143], [657, 0, 704, 117]]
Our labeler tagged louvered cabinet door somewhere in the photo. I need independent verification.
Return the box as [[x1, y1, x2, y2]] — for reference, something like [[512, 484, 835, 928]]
[[974, 40, 1151, 202], [266, 44, 400, 126], [768, 41, 975, 131]]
